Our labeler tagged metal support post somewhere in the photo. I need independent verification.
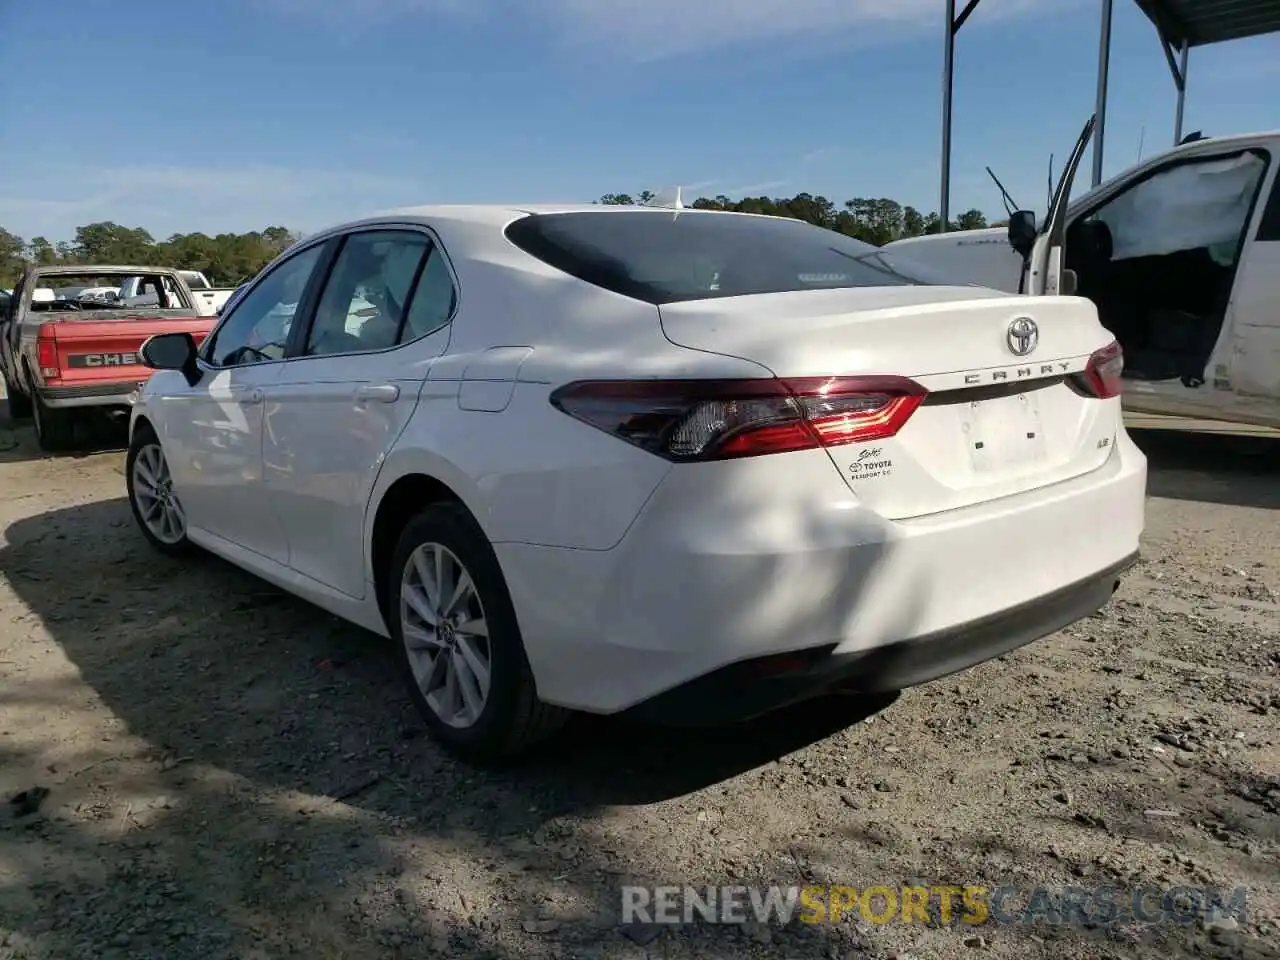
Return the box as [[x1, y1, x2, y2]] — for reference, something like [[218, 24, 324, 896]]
[[1091, 0, 1113, 187], [939, 0, 981, 233], [941, 0, 955, 232], [1173, 40, 1189, 143]]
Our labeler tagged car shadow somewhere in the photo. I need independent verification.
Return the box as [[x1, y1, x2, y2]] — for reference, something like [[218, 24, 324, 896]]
[[2, 496, 1206, 958], [0, 493, 924, 957], [1128, 425, 1279, 510], [0, 497, 903, 812]]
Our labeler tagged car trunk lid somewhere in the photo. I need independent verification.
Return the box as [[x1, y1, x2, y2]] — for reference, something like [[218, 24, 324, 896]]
[[658, 287, 1120, 519]]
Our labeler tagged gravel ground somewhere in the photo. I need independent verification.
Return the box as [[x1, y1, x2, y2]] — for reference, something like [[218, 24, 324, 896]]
[[0, 409, 1277, 960]]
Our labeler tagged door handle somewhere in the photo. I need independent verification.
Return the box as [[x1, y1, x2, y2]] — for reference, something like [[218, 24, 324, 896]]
[[230, 387, 263, 405], [356, 383, 400, 403]]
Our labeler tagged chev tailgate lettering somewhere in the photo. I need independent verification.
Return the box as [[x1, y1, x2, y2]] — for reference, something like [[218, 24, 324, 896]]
[[67, 352, 140, 368]]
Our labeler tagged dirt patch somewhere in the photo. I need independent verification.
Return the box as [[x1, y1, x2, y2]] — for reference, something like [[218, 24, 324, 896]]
[[0, 415, 1277, 959]]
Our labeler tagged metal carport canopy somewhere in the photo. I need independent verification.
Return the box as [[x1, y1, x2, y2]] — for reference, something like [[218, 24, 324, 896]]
[[938, 0, 1280, 231]]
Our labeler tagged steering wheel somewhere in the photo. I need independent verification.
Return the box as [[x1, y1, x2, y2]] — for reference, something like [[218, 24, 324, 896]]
[[224, 342, 283, 365]]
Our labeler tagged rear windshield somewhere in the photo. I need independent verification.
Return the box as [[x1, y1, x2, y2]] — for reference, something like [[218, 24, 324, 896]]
[[504, 210, 946, 304]]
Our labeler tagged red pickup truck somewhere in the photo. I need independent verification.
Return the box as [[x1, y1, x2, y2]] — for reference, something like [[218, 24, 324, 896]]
[[1, 264, 218, 450]]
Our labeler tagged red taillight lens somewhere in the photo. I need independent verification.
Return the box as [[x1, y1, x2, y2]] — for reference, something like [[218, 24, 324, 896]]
[[550, 376, 926, 461], [36, 330, 60, 381], [1074, 341, 1123, 399]]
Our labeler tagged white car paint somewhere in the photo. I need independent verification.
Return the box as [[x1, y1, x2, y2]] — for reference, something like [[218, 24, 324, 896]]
[[128, 204, 1146, 755], [886, 130, 1280, 429]]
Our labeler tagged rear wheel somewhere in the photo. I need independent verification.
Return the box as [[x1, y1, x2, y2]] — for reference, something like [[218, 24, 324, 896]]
[[32, 391, 75, 451], [388, 503, 567, 763], [126, 424, 195, 556]]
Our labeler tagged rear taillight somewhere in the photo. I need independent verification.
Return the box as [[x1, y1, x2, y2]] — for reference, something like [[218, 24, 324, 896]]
[[550, 376, 926, 462], [36, 327, 60, 381], [1072, 341, 1123, 399]]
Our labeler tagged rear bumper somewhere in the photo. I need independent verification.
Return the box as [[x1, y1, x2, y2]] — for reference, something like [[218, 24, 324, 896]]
[[621, 550, 1136, 725], [497, 429, 1148, 717], [38, 382, 143, 409]]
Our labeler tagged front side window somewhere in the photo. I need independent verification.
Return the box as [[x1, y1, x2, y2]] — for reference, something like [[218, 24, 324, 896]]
[[1087, 151, 1268, 264], [304, 230, 430, 357], [203, 244, 324, 367], [504, 210, 947, 305]]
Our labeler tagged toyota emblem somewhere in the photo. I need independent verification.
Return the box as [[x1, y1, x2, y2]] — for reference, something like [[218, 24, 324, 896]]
[[1007, 317, 1039, 356]]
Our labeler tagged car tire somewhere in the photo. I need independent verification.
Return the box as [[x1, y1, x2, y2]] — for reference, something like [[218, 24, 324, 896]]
[[32, 390, 75, 451], [388, 503, 568, 763], [126, 423, 196, 556], [3, 371, 31, 420]]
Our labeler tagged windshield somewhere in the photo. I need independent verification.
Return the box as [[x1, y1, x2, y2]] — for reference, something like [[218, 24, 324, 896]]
[[504, 210, 951, 305], [180, 270, 210, 289]]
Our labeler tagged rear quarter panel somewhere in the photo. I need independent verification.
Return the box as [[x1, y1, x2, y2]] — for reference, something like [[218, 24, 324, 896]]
[[369, 242, 774, 573]]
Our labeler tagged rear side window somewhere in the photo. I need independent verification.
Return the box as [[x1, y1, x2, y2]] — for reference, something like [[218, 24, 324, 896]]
[[504, 210, 943, 304]]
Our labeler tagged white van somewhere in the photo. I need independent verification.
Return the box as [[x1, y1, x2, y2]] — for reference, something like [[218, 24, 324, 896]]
[[887, 125, 1280, 429]]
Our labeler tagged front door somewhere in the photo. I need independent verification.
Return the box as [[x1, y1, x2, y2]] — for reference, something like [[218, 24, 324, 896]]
[[264, 227, 458, 598], [1025, 114, 1096, 297], [1221, 164, 1280, 423], [1065, 147, 1272, 421], [160, 363, 284, 559], [162, 241, 329, 563]]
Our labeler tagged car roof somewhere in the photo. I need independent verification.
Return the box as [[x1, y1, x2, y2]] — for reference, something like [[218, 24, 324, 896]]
[[23, 264, 183, 279], [309, 202, 786, 238]]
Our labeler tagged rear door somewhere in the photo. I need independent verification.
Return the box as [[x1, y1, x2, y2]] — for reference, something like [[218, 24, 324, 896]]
[[263, 225, 458, 598]]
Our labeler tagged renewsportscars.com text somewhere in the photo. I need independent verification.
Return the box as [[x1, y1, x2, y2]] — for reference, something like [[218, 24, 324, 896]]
[[621, 884, 1248, 927]]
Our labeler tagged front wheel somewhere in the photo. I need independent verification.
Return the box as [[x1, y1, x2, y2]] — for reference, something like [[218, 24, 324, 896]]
[[388, 503, 568, 763], [3, 370, 32, 420], [126, 425, 195, 556]]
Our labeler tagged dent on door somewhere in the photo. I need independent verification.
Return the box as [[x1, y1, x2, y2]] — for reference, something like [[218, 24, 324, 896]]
[[457, 346, 535, 412]]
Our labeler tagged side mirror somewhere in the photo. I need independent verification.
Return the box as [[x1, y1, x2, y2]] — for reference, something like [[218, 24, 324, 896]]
[[140, 332, 201, 387], [1007, 210, 1037, 258]]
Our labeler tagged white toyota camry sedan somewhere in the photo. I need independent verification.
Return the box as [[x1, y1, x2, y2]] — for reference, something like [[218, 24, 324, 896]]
[[127, 204, 1146, 762]]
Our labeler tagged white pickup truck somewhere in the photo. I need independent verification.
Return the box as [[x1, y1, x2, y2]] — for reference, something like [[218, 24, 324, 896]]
[[887, 122, 1280, 430], [117, 270, 235, 316]]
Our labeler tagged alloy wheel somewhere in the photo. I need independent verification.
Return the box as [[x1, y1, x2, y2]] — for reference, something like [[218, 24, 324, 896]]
[[399, 542, 492, 728], [131, 442, 187, 544]]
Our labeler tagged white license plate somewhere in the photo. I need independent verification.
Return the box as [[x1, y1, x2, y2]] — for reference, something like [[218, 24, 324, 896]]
[[964, 393, 1047, 472]]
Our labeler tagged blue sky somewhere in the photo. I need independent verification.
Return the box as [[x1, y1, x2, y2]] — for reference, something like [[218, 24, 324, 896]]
[[0, 0, 1276, 242]]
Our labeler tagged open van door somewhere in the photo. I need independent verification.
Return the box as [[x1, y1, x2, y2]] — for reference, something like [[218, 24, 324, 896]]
[[1012, 115, 1096, 296]]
